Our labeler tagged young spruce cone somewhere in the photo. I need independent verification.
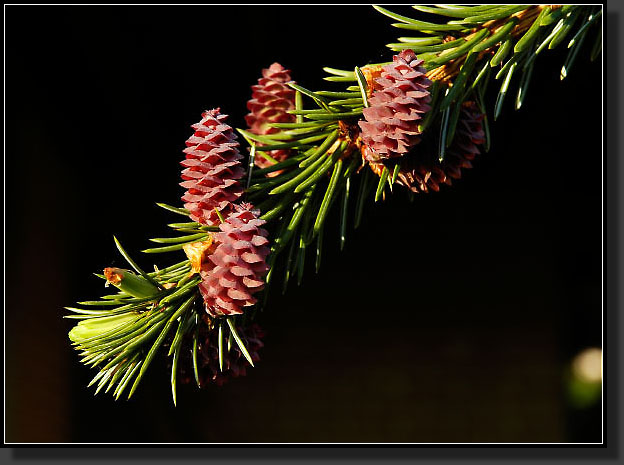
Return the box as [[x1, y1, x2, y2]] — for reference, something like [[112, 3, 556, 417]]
[[200, 323, 265, 387], [198, 203, 270, 317], [359, 49, 432, 163], [245, 62, 296, 171], [370, 101, 486, 193], [180, 109, 245, 226], [176, 322, 265, 387]]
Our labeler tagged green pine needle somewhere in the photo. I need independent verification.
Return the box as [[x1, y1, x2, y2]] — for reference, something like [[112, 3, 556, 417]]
[[218, 322, 224, 372], [114, 236, 164, 290], [226, 318, 254, 367], [375, 167, 389, 202], [192, 317, 201, 389], [156, 203, 190, 216]]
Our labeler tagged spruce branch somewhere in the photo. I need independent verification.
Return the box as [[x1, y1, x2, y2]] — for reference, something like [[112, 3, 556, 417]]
[[66, 5, 601, 405]]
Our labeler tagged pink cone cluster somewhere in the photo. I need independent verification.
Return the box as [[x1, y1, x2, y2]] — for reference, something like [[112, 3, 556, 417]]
[[198, 203, 270, 317], [180, 109, 271, 318], [245, 62, 297, 170], [359, 50, 432, 163], [371, 101, 485, 193], [180, 109, 245, 226]]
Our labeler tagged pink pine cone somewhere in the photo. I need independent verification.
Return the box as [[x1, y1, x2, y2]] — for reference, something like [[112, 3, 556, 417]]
[[199, 203, 270, 317], [245, 62, 296, 169], [175, 322, 265, 387], [371, 101, 486, 194], [180, 108, 245, 226], [442, 101, 485, 181], [359, 50, 432, 162], [197, 323, 265, 387]]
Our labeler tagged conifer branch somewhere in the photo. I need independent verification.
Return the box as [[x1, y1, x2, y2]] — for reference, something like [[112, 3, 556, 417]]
[[66, 5, 601, 405]]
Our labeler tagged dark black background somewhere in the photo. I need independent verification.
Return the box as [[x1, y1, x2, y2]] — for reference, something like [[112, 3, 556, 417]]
[[5, 5, 602, 443]]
